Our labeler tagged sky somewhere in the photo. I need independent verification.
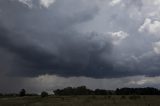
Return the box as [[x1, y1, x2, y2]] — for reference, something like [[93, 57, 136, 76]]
[[1, 0, 160, 93]]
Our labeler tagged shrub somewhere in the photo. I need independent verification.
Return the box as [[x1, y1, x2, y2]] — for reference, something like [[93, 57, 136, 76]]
[[19, 89, 26, 97], [41, 91, 48, 98]]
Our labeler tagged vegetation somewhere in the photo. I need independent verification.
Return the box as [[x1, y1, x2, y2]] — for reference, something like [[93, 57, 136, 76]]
[[53, 86, 160, 95], [19, 89, 26, 97], [0, 86, 160, 97], [115, 87, 160, 95], [41, 91, 48, 98], [0, 86, 160, 106], [0, 95, 159, 106], [54, 86, 94, 95]]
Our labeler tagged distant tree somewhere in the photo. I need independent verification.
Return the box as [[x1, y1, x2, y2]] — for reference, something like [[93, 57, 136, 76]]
[[75, 86, 89, 95], [19, 89, 26, 97], [54, 86, 93, 95], [53, 86, 160, 96], [115, 87, 160, 95], [94, 89, 107, 95], [54, 89, 62, 96], [0, 93, 3, 96], [63, 87, 73, 95], [41, 91, 48, 98], [26, 93, 38, 96]]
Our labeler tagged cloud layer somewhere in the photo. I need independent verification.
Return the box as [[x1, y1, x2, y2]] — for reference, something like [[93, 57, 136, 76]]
[[0, 0, 114, 78], [0, 0, 160, 82]]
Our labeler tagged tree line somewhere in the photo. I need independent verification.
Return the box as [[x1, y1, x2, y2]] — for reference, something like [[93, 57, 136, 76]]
[[53, 86, 160, 95], [0, 86, 160, 97]]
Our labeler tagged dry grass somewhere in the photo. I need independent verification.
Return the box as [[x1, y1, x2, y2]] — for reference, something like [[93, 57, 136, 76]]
[[0, 95, 159, 106]]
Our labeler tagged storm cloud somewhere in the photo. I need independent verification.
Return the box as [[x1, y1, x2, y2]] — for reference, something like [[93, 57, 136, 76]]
[[0, 0, 114, 78], [0, 0, 160, 81]]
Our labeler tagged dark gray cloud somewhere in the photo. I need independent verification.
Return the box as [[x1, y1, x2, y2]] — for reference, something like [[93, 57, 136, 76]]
[[0, 24, 115, 78], [0, 0, 115, 78], [0, 0, 160, 80]]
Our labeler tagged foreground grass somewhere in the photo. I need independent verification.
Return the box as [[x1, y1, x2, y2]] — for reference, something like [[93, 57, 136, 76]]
[[0, 95, 159, 106]]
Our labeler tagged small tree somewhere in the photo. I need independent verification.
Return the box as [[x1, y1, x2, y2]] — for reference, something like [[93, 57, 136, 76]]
[[19, 89, 26, 97], [41, 91, 48, 98]]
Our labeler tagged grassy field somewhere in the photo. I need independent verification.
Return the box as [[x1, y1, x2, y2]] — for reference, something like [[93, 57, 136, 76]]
[[0, 95, 160, 106]]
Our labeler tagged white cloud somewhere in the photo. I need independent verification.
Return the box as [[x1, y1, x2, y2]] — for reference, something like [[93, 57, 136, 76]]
[[109, 31, 128, 45], [18, 0, 33, 8], [40, 0, 56, 8], [109, 0, 121, 6], [139, 18, 160, 35], [139, 18, 151, 32], [18, 0, 56, 8], [140, 0, 160, 18], [129, 76, 160, 86], [153, 41, 160, 54]]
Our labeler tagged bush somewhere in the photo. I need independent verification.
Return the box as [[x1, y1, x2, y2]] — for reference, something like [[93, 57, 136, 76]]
[[19, 89, 26, 97], [0, 93, 3, 96], [41, 91, 48, 98]]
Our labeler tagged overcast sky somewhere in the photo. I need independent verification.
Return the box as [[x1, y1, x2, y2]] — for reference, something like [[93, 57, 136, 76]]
[[1, 0, 160, 93]]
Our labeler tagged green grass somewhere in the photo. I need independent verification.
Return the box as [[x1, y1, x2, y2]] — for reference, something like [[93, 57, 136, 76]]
[[0, 95, 159, 106]]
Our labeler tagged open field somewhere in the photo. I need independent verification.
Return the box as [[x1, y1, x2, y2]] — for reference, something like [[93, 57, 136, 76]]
[[0, 95, 160, 106]]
